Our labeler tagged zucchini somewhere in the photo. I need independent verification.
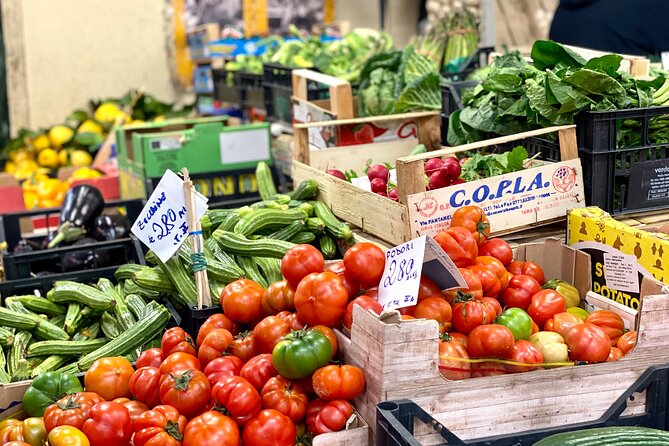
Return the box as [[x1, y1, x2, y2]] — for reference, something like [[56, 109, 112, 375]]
[[267, 203, 289, 211], [290, 231, 316, 244], [305, 217, 325, 234], [256, 161, 278, 201], [314, 201, 353, 240], [0, 349, 10, 383], [114, 264, 147, 281], [201, 209, 233, 233], [49, 314, 66, 329], [28, 338, 108, 357], [534, 426, 669, 445], [64, 303, 83, 336], [255, 257, 283, 284], [0, 307, 38, 330], [55, 363, 79, 375], [208, 257, 244, 284], [126, 295, 148, 320], [8, 331, 32, 377], [6, 302, 69, 341], [212, 230, 295, 259], [219, 212, 242, 232], [269, 220, 305, 241], [133, 268, 176, 294], [123, 280, 161, 300], [144, 250, 158, 265], [98, 278, 135, 331], [47, 281, 114, 311], [157, 256, 197, 306], [290, 179, 318, 200], [0, 328, 15, 347], [77, 302, 170, 371], [7, 296, 66, 316], [73, 322, 100, 341], [236, 256, 268, 288], [233, 208, 308, 237], [100, 312, 121, 340], [31, 355, 71, 377], [319, 233, 338, 260], [5, 299, 39, 316], [297, 202, 314, 217]]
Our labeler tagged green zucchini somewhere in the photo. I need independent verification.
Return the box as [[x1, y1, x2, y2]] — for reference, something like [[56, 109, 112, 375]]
[[6, 302, 69, 341], [123, 280, 161, 300], [114, 264, 147, 281], [30, 355, 71, 377], [207, 257, 244, 284], [219, 212, 242, 232], [534, 426, 669, 445], [6, 296, 66, 316], [49, 315, 66, 329], [255, 257, 283, 284], [98, 278, 135, 331], [8, 331, 32, 377], [0, 328, 15, 347], [157, 256, 197, 306], [256, 161, 278, 201], [144, 250, 158, 265], [212, 230, 295, 259], [290, 179, 319, 200], [47, 281, 114, 311], [319, 233, 338, 260], [314, 201, 353, 240], [233, 208, 308, 237], [55, 362, 79, 375], [305, 217, 325, 234], [126, 295, 148, 320], [269, 220, 305, 241], [100, 312, 121, 340], [236, 256, 269, 288], [290, 231, 316, 244], [0, 349, 10, 383], [0, 307, 38, 330], [201, 209, 233, 233], [73, 322, 100, 341], [133, 268, 175, 294], [64, 303, 83, 336], [28, 338, 108, 357]]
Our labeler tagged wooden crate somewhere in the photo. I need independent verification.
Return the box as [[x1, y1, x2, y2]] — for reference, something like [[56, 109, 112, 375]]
[[293, 124, 584, 246], [336, 238, 669, 443]]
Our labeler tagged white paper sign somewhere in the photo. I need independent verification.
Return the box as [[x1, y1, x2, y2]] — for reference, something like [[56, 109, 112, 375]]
[[131, 169, 209, 262], [662, 52, 669, 70], [603, 253, 640, 293]]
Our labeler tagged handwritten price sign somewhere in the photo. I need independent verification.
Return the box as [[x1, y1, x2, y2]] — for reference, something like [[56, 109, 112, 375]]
[[131, 169, 208, 262]]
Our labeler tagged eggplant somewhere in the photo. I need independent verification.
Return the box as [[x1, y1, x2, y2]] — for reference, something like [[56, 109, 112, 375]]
[[13, 240, 35, 254], [91, 214, 131, 241], [48, 185, 104, 248], [62, 237, 111, 271]]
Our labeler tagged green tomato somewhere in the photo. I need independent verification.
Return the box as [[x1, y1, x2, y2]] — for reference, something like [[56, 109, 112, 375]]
[[272, 329, 332, 379], [495, 308, 532, 341], [22, 371, 83, 417], [566, 306, 589, 320]]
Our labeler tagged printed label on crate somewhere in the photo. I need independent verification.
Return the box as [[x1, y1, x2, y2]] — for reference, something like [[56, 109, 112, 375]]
[[335, 119, 420, 148], [292, 102, 335, 149], [378, 236, 466, 311], [627, 158, 669, 210], [150, 137, 183, 151], [131, 169, 208, 262], [408, 159, 584, 238], [603, 253, 640, 294]]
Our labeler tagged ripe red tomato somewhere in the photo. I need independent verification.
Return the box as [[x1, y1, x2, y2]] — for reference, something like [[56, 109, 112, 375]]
[[294, 272, 348, 327], [221, 279, 265, 324], [481, 296, 502, 318], [312, 364, 365, 401], [434, 227, 478, 267], [228, 331, 256, 362], [306, 400, 354, 435], [203, 355, 244, 385], [84, 357, 134, 401], [342, 295, 383, 329], [474, 256, 507, 291], [239, 354, 278, 391], [133, 405, 187, 446], [418, 276, 442, 300], [262, 280, 296, 315], [325, 261, 360, 299], [211, 376, 262, 427], [608, 347, 623, 362], [162, 327, 196, 358], [129, 366, 162, 408], [507, 340, 544, 373], [438, 333, 471, 380], [275, 311, 306, 331], [112, 398, 149, 422], [197, 328, 233, 368], [467, 324, 515, 359], [159, 370, 211, 418], [451, 294, 497, 334], [252, 316, 290, 354], [442, 268, 483, 303], [450, 332, 468, 347], [585, 310, 625, 345], [242, 409, 296, 446], [563, 323, 611, 363], [478, 238, 513, 266], [413, 296, 452, 332], [261, 376, 309, 422], [450, 205, 490, 245], [617, 331, 637, 356], [281, 244, 325, 288], [183, 411, 239, 446], [44, 392, 105, 432], [501, 274, 542, 310], [136, 348, 163, 369], [508, 261, 545, 285], [550, 312, 584, 339], [81, 401, 132, 446], [466, 265, 501, 298], [343, 242, 386, 288], [196, 314, 238, 348], [527, 290, 566, 328]]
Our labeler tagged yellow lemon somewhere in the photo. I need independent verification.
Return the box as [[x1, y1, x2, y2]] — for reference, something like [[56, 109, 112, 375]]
[[70, 150, 93, 167], [32, 134, 50, 151], [71, 167, 103, 180], [23, 190, 39, 209], [4, 161, 16, 173], [48, 125, 74, 149], [58, 149, 71, 166], [77, 119, 104, 135], [94, 102, 123, 123], [13, 149, 34, 164], [37, 148, 60, 169]]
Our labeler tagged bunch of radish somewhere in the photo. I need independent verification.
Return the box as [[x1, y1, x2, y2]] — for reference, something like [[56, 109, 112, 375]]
[[425, 156, 465, 190]]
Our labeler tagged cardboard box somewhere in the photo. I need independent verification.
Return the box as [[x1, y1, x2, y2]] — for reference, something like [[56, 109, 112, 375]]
[[0, 174, 25, 214], [567, 206, 669, 310]]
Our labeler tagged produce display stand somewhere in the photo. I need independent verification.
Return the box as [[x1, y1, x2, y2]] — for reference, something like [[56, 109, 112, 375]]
[[336, 238, 669, 443]]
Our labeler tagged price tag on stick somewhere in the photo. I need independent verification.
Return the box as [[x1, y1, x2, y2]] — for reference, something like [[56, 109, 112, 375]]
[[131, 169, 208, 262], [377, 236, 467, 311]]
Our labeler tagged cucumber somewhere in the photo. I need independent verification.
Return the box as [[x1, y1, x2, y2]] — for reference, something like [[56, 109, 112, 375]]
[[256, 161, 278, 201], [534, 426, 669, 445]]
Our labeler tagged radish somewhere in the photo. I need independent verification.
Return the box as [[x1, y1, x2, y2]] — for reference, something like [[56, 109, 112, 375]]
[[326, 169, 347, 180], [428, 170, 451, 190], [441, 157, 462, 182], [370, 177, 387, 193], [367, 164, 390, 182], [388, 188, 399, 201], [424, 157, 444, 176], [458, 157, 469, 166], [375, 191, 388, 197], [451, 178, 466, 185]]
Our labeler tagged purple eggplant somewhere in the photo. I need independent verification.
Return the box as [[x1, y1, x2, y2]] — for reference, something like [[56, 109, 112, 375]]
[[91, 214, 131, 241], [48, 185, 104, 248]]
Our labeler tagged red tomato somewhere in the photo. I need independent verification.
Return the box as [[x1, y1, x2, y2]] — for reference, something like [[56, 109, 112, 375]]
[[240, 354, 278, 391], [162, 327, 196, 358], [508, 261, 545, 285], [564, 323, 611, 363], [474, 256, 507, 291], [306, 400, 354, 435], [228, 331, 256, 363], [261, 376, 309, 422], [112, 398, 149, 422], [84, 357, 134, 401], [608, 347, 623, 362], [450, 332, 468, 348], [527, 290, 566, 328], [183, 411, 239, 446], [325, 261, 360, 299], [159, 370, 211, 419], [467, 265, 501, 298], [442, 268, 483, 303], [221, 279, 264, 324], [136, 348, 163, 369], [203, 356, 244, 386], [294, 272, 348, 327], [243, 409, 296, 446], [275, 311, 306, 331], [343, 242, 386, 288], [197, 329, 233, 368], [81, 402, 132, 446], [342, 295, 383, 329], [507, 340, 544, 373], [451, 294, 497, 334], [438, 333, 471, 380], [211, 376, 261, 427], [478, 238, 513, 267], [133, 405, 187, 446], [585, 310, 625, 345], [617, 331, 637, 356], [501, 274, 542, 311], [467, 324, 515, 359], [450, 205, 490, 246], [550, 312, 584, 339], [281, 244, 325, 288], [434, 227, 478, 267], [418, 276, 442, 300], [129, 366, 162, 408], [481, 296, 502, 318], [196, 314, 238, 348], [413, 296, 452, 332], [262, 280, 296, 315], [252, 316, 290, 354], [44, 392, 104, 431], [312, 364, 365, 401]]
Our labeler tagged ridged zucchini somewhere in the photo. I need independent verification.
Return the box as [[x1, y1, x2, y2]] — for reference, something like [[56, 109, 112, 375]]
[[305, 217, 325, 234], [157, 256, 197, 306], [0, 349, 10, 383], [208, 257, 244, 284], [236, 256, 268, 288], [219, 212, 242, 232], [269, 220, 305, 240], [0, 328, 15, 347], [114, 264, 147, 281], [8, 331, 32, 377], [233, 208, 308, 237], [47, 281, 114, 311], [98, 278, 135, 331], [290, 231, 316, 244], [201, 209, 233, 233], [133, 268, 175, 294], [0, 307, 38, 330], [64, 303, 83, 336], [144, 250, 158, 265], [28, 338, 108, 357], [256, 161, 278, 201], [212, 230, 295, 259], [100, 312, 121, 340], [6, 302, 69, 341], [314, 201, 353, 240], [6, 296, 65, 316], [31, 355, 71, 377], [123, 280, 161, 300], [126, 295, 148, 320], [55, 363, 79, 375], [290, 179, 318, 200], [254, 257, 283, 284], [74, 322, 100, 341], [534, 426, 669, 445], [49, 315, 66, 329], [319, 233, 338, 260]]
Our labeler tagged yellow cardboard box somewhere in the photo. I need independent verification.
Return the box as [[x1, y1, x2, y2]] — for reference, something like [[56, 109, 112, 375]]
[[567, 207, 669, 310]]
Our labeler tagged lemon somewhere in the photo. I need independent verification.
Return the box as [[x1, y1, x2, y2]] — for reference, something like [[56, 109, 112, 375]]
[[58, 148, 71, 166], [78, 119, 104, 135], [37, 148, 60, 169], [71, 167, 103, 180], [4, 161, 15, 173], [94, 102, 123, 123], [14, 149, 34, 164], [48, 125, 74, 149], [70, 150, 93, 167], [32, 134, 50, 151]]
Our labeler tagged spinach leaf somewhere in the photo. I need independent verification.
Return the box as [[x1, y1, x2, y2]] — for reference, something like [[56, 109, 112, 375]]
[[531, 40, 586, 70], [563, 69, 626, 97], [584, 55, 623, 77], [482, 73, 523, 93]]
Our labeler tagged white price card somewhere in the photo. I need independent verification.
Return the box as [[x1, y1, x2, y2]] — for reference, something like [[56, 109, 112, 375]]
[[378, 236, 467, 311], [662, 52, 669, 70], [131, 169, 208, 262]]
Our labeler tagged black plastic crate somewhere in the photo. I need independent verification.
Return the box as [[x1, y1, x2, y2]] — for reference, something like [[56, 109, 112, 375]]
[[212, 68, 243, 107], [440, 80, 482, 144], [238, 71, 265, 111], [376, 364, 669, 446], [0, 265, 119, 299]]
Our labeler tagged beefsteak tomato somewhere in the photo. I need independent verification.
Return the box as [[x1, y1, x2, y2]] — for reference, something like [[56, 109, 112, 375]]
[[84, 357, 134, 401], [44, 392, 104, 432], [325, 261, 360, 299], [211, 376, 262, 426], [81, 401, 132, 446], [128, 366, 162, 408], [467, 325, 515, 359], [240, 354, 278, 391], [159, 370, 211, 419], [161, 328, 196, 358], [196, 314, 237, 348], [136, 348, 163, 369], [434, 227, 478, 267], [228, 331, 256, 363], [442, 268, 483, 303], [527, 289, 566, 328], [466, 264, 501, 298], [507, 340, 544, 373], [478, 238, 513, 266], [450, 205, 490, 245], [294, 272, 348, 327], [450, 292, 497, 334], [262, 280, 296, 315], [342, 242, 385, 288], [252, 316, 290, 354], [563, 323, 611, 363], [501, 274, 542, 311], [242, 409, 296, 446], [220, 279, 264, 324], [306, 400, 354, 435], [198, 329, 233, 368], [261, 376, 309, 422], [203, 356, 244, 385], [413, 296, 452, 332], [22, 370, 83, 417], [438, 333, 471, 380], [342, 295, 383, 329], [133, 405, 187, 446], [272, 328, 332, 379], [508, 261, 545, 284], [585, 310, 625, 345], [312, 364, 365, 401], [281, 244, 325, 288], [183, 411, 239, 446], [617, 331, 637, 356]]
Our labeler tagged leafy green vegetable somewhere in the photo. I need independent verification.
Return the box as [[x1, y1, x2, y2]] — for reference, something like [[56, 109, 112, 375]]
[[460, 146, 530, 181]]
